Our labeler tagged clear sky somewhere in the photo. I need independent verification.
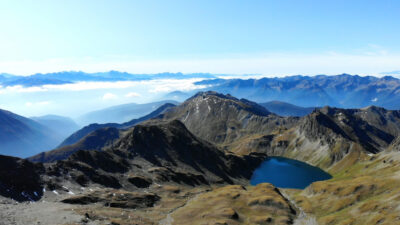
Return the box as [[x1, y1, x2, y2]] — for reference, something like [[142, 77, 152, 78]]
[[0, 0, 399, 76]]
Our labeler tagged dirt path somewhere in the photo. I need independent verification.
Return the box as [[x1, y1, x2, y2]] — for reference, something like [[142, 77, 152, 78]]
[[279, 189, 318, 225], [158, 190, 208, 225], [0, 197, 98, 225]]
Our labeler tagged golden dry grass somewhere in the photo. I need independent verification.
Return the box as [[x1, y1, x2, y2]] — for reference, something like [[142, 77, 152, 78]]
[[171, 183, 296, 225], [288, 151, 400, 225]]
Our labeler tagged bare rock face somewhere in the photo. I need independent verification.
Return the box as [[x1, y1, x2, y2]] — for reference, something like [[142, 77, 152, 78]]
[[388, 136, 400, 152], [147, 167, 209, 185], [0, 155, 44, 201], [61, 190, 160, 209], [127, 175, 152, 188]]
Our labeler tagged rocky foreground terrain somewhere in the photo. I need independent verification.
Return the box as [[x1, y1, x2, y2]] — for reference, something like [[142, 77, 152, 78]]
[[2, 91, 400, 224]]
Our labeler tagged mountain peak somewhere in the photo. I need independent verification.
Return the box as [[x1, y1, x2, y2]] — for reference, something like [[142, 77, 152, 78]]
[[186, 91, 271, 117], [158, 92, 297, 146], [361, 105, 387, 112], [189, 91, 237, 101]]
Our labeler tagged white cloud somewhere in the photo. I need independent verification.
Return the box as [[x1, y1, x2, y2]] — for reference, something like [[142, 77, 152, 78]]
[[102, 93, 118, 100], [371, 98, 378, 102], [125, 92, 141, 98], [147, 79, 207, 93], [0, 78, 207, 95]]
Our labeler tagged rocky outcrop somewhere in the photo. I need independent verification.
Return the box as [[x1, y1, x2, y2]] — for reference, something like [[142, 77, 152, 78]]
[[61, 190, 160, 209], [0, 155, 44, 201]]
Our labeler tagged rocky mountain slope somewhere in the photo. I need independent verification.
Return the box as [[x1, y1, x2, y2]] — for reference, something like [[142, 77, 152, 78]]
[[0, 155, 44, 201], [44, 120, 266, 188], [159, 91, 299, 148], [225, 105, 400, 170], [148, 92, 400, 172], [1, 119, 267, 200]]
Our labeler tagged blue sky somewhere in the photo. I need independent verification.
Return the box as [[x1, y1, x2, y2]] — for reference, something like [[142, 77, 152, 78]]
[[0, 0, 399, 75]]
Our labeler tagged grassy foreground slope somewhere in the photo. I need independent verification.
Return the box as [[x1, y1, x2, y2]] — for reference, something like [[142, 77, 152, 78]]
[[285, 151, 400, 225]]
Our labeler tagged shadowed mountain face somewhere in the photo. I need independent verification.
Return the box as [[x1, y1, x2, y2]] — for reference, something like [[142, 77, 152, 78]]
[[260, 101, 317, 117], [29, 103, 176, 163], [299, 106, 400, 153], [109, 120, 265, 183], [196, 74, 400, 109], [0, 109, 61, 158]]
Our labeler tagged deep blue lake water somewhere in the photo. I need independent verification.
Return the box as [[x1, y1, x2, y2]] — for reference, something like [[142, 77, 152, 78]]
[[250, 157, 332, 189]]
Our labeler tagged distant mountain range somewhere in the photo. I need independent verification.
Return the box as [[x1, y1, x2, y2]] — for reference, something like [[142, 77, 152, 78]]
[[260, 101, 317, 117], [0, 71, 217, 87], [0, 109, 64, 158], [195, 74, 400, 109], [30, 115, 80, 142]]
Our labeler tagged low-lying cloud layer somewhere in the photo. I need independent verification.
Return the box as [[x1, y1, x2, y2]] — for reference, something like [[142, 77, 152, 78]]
[[0, 78, 206, 94], [0, 78, 208, 118]]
